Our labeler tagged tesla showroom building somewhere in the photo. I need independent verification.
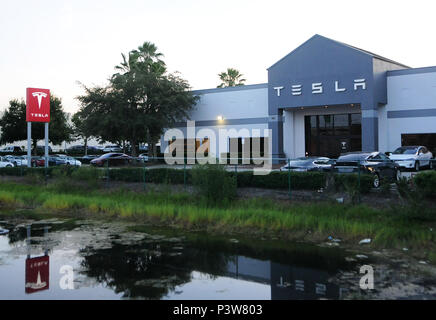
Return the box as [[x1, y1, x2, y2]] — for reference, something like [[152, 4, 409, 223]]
[[161, 35, 436, 161]]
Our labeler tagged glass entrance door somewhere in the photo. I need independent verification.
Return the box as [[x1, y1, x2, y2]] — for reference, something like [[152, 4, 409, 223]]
[[304, 113, 361, 158]]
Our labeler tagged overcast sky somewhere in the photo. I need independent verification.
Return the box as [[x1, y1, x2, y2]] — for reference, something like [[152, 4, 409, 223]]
[[1, 0, 435, 114]]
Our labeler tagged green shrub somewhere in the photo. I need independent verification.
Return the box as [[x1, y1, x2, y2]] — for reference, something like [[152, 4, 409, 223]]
[[414, 171, 436, 198], [71, 167, 103, 182], [191, 164, 236, 205], [235, 171, 326, 190], [333, 173, 373, 194], [108, 168, 143, 182], [396, 177, 412, 199], [51, 165, 76, 178], [145, 168, 189, 184]]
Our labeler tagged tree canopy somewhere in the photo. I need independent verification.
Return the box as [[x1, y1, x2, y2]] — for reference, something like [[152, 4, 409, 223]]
[[76, 41, 198, 156], [0, 96, 73, 152], [217, 68, 246, 88]]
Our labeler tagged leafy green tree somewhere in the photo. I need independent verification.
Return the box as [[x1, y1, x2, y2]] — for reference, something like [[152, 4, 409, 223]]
[[217, 68, 246, 88], [0, 96, 73, 154], [71, 111, 93, 155], [76, 85, 129, 151], [77, 41, 198, 157]]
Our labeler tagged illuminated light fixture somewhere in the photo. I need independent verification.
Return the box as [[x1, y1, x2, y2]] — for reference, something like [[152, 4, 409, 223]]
[[351, 104, 354, 107], [217, 115, 224, 121], [324, 105, 328, 108]]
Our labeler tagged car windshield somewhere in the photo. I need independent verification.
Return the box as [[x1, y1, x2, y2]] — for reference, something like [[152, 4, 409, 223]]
[[392, 147, 418, 155]]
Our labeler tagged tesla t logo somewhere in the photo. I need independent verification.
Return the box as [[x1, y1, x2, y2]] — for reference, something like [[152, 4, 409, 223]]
[[26, 88, 50, 122], [32, 92, 47, 109]]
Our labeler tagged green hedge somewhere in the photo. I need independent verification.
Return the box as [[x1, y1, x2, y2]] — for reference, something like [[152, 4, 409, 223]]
[[0, 166, 375, 193], [414, 171, 436, 198], [233, 171, 326, 190], [0, 167, 53, 176], [107, 168, 191, 185]]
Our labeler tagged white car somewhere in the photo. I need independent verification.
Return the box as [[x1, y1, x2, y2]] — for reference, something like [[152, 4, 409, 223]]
[[55, 155, 82, 166], [4, 155, 28, 167], [389, 146, 433, 171], [0, 157, 14, 168]]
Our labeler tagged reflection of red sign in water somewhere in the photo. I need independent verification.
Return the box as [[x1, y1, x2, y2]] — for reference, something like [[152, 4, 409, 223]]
[[26, 88, 50, 122], [25, 255, 50, 294]]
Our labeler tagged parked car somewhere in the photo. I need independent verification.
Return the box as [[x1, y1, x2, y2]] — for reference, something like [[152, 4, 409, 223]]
[[90, 153, 133, 167], [103, 145, 122, 152], [54, 155, 82, 166], [4, 155, 28, 167], [32, 145, 53, 154], [47, 156, 67, 166], [79, 154, 99, 164], [388, 146, 433, 171], [66, 145, 85, 153], [333, 151, 400, 188], [0, 157, 14, 168], [0, 146, 23, 153], [66, 145, 101, 154], [138, 153, 149, 163], [29, 156, 43, 167], [280, 157, 334, 172]]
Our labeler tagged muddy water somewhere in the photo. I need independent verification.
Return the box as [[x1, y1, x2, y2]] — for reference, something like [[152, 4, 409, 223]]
[[0, 215, 435, 300]]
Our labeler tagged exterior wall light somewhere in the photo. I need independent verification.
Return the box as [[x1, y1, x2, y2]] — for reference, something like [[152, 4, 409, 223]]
[[217, 115, 224, 121]]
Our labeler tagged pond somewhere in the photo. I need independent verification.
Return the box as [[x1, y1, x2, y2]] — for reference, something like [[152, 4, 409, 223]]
[[0, 214, 434, 300]]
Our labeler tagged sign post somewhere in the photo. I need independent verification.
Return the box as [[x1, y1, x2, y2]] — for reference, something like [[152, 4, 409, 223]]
[[26, 88, 51, 168], [27, 122, 31, 168]]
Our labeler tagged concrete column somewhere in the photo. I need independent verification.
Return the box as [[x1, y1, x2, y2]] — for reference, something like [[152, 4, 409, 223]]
[[268, 109, 285, 163], [283, 110, 295, 159], [361, 109, 379, 152]]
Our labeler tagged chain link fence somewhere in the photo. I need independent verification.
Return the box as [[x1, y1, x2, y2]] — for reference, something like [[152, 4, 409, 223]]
[[1, 154, 435, 203]]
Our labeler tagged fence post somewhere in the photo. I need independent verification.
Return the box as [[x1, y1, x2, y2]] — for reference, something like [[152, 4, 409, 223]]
[[183, 161, 186, 189], [144, 160, 147, 191], [106, 159, 109, 188], [287, 158, 291, 200], [235, 163, 238, 188], [44, 162, 48, 185], [357, 159, 361, 203]]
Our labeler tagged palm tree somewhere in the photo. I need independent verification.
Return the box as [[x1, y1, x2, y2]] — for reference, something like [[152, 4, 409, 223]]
[[133, 42, 165, 66], [217, 68, 246, 88], [114, 41, 166, 76]]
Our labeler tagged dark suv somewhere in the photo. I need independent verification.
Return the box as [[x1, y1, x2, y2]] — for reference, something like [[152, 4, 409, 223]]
[[333, 151, 400, 188]]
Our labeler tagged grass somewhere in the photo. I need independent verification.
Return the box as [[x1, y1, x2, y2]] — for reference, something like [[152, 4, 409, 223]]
[[0, 181, 435, 250]]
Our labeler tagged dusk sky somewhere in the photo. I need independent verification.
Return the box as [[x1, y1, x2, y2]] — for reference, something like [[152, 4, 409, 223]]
[[1, 0, 435, 114]]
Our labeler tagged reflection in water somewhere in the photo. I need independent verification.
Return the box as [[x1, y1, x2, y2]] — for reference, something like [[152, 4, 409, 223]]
[[0, 219, 358, 300], [79, 231, 356, 299], [24, 225, 50, 294]]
